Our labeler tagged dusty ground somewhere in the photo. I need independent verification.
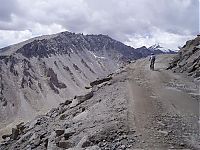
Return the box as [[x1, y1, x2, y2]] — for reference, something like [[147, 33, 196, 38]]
[[0, 54, 199, 150], [126, 54, 200, 149]]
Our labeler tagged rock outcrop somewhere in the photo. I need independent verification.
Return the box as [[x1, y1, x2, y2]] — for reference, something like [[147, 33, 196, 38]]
[[167, 35, 200, 79]]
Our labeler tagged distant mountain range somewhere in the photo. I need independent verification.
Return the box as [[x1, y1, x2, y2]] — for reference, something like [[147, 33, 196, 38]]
[[148, 44, 177, 53], [134, 44, 176, 58]]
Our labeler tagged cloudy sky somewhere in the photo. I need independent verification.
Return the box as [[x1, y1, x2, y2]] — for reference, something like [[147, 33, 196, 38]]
[[0, 0, 199, 50]]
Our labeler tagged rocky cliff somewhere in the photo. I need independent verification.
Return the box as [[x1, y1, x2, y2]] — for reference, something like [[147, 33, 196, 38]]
[[167, 35, 200, 79]]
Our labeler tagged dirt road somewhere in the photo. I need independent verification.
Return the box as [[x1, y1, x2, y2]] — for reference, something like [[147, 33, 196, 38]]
[[126, 54, 200, 149]]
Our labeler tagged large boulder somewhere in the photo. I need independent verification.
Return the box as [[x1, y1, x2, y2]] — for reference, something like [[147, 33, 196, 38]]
[[11, 128, 19, 140], [56, 141, 73, 149], [90, 77, 112, 87]]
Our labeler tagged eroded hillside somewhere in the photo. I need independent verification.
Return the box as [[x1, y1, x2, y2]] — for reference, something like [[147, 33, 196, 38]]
[[1, 55, 199, 150], [0, 31, 164, 133]]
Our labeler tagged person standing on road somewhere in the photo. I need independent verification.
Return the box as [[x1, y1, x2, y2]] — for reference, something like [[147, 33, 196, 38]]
[[149, 53, 156, 70]]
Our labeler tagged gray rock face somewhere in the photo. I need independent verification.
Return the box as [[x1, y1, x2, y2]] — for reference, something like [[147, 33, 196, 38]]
[[168, 36, 200, 79]]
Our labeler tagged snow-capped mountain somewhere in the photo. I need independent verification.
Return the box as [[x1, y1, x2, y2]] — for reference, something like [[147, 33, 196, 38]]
[[133, 44, 177, 58], [148, 44, 176, 53]]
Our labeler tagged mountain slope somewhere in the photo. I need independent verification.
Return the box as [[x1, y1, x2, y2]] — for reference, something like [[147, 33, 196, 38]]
[[0, 31, 156, 129], [167, 35, 200, 79], [1, 54, 199, 149]]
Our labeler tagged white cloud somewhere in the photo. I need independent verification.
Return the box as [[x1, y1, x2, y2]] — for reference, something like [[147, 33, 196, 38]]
[[125, 27, 195, 50], [29, 23, 66, 36], [0, 23, 66, 47], [0, 30, 32, 47], [0, 0, 198, 49]]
